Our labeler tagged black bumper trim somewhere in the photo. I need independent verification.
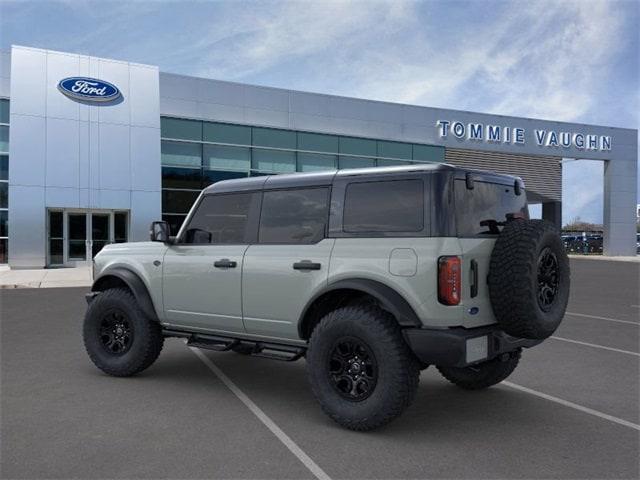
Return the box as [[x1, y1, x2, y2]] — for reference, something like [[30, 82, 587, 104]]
[[403, 325, 542, 368]]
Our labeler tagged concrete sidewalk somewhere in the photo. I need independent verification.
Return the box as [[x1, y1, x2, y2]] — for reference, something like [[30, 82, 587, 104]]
[[0, 267, 91, 289]]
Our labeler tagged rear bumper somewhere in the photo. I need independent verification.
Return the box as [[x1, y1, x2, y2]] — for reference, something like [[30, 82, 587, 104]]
[[403, 325, 542, 368]]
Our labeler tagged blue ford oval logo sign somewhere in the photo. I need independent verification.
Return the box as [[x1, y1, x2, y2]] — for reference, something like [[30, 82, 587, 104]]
[[57, 77, 121, 102]]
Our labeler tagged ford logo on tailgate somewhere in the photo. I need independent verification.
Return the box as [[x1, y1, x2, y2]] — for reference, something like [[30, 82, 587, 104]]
[[58, 77, 121, 102]]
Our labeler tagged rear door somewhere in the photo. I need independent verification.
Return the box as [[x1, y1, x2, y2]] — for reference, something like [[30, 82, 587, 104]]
[[242, 187, 333, 340], [162, 192, 260, 333]]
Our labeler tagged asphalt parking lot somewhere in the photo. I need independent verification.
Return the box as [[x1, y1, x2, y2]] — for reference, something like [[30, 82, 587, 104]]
[[1, 257, 638, 479]]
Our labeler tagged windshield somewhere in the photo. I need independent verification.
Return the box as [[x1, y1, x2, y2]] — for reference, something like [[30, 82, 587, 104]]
[[455, 179, 528, 236]]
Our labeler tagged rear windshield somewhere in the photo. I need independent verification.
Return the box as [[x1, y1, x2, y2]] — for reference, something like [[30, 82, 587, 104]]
[[455, 179, 528, 236]]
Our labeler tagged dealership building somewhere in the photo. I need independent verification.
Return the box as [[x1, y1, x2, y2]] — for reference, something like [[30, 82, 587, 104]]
[[0, 45, 637, 268]]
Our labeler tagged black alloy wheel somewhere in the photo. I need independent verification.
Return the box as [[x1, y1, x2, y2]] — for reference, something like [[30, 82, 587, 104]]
[[99, 310, 133, 355], [328, 337, 378, 401], [537, 247, 559, 311]]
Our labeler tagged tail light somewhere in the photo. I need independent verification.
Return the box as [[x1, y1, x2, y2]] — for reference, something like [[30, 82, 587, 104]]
[[438, 256, 461, 305]]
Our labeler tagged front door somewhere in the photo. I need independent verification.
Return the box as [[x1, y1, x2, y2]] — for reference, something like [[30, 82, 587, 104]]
[[162, 191, 260, 333]]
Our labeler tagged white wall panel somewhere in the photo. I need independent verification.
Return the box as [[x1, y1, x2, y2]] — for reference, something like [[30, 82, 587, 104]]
[[244, 86, 289, 111], [46, 51, 80, 121], [8, 114, 45, 186], [130, 66, 160, 128], [10, 47, 46, 116], [97, 60, 130, 125], [196, 78, 244, 105], [130, 190, 161, 241], [46, 117, 80, 188], [46, 186, 79, 208], [98, 122, 130, 190], [99, 189, 131, 210], [130, 125, 161, 191], [8, 185, 46, 268]]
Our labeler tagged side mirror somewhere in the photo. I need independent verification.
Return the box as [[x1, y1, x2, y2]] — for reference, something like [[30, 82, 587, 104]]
[[150, 221, 170, 243]]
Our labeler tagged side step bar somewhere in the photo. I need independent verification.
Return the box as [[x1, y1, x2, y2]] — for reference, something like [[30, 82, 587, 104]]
[[164, 329, 306, 362]]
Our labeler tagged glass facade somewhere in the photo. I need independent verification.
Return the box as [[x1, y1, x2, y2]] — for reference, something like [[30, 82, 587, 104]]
[[160, 116, 445, 234], [0, 99, 8, 263]]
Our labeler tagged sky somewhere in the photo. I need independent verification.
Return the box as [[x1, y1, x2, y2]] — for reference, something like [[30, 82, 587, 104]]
[[1, 0, 638, 224]]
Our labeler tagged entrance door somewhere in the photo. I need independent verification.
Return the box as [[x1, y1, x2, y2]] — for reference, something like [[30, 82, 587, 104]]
[[47, 210, 129, 267], [67, 213, 87, 263], [91, 213, 110, 259]]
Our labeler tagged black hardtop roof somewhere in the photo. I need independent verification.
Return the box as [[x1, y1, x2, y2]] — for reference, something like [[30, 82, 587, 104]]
[[203, 163, 522, 194]]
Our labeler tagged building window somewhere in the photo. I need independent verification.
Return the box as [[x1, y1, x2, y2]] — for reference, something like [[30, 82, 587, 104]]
[[252, 127, 297, 149], [203, 122, 251, 145], [202, 170, 247, 187], [297, 152, 337, 172], [298, 132, 339, 153], [252, 148, 296, 173], [162, 166, 202, 190], [159, 116, 444, 237], [0, 99, 8, 124], [0, 99, 8, 264], [161, 140, 201, 167], [162, 189, 200, 214], [339, 137, 377, 157], [338, 156, 375, 169], [203, 144, 250, 171], [161, 117, 202, 141], [377, 140, 412, 160]]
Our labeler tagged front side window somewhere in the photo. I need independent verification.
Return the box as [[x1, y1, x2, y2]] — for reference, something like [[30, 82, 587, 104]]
[[259, 188, 329, 244], [343, 179, 424, 233], [182, 193, 256, 244]]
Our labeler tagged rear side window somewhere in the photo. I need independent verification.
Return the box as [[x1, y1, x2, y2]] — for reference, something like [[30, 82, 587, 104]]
[[182, 193, 256, 244], [343, 179, 424, 233], [455, 180, 528, 236], [259, 188, 329, 244]]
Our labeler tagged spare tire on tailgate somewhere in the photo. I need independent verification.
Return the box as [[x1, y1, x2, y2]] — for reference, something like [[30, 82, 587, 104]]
[[488, 219, 570, 340]]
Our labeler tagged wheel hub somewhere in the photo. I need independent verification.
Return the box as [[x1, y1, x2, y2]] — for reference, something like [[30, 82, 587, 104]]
[[328, 338, 377, 402], [99, 311, 133, 355], [537, 247, 559, 311]]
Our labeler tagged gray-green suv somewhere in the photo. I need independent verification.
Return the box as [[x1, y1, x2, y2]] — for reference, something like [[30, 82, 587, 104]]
[[84, 164, 570, 431]]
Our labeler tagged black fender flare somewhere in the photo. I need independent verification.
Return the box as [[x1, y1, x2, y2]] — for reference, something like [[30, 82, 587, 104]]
[[298, 278, 422, 337], [91, 267, 159, 321]]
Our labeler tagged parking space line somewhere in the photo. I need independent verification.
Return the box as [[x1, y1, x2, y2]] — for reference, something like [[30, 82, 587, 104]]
[[566, 311, 639, 326], [550, 336, 639, 356], [503, 381, 640, 431], [190, 347, 331, 480]]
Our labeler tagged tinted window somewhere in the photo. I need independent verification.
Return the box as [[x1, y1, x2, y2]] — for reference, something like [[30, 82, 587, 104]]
[[259, 188, 329, 244], [455, 180, 528, 236], [343, 179, 424, 233], [183, 193, 255, 244]]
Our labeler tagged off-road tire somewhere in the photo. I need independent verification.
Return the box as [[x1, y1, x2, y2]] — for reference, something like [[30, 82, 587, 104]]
[[83, 288, 164, 377], [488, 219, 570, 340], [437, 349, 521, 390], [306, 304, 420, 431]]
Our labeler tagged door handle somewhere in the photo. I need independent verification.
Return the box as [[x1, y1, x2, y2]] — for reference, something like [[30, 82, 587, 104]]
[[214, 259, 237, 269], [293, 261, 321, 271], [470, 259, 478, 298]]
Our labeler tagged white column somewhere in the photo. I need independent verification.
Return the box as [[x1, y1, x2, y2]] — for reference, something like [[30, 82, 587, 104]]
[[603, 154, 637, 256]]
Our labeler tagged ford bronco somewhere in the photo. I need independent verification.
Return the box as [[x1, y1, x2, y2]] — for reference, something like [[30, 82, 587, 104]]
[[84, 164, 570, 430]]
